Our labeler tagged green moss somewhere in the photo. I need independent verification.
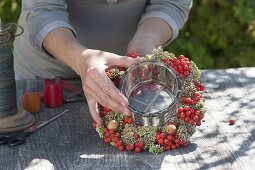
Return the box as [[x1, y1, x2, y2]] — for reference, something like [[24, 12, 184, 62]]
[[148, 144, 163, 155], [96, 125, 105, 139], [121, 124, 158, 149]]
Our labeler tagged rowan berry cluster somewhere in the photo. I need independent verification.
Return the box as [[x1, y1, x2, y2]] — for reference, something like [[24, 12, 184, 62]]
[[181, 92, 204, 105], [126, 139, 145, 153], [156, 132, 189, 150], [99, 117, 145, 153], [176, 106, 204, 126], [195, 81, 205, 91], [163, 55, 191, 79]]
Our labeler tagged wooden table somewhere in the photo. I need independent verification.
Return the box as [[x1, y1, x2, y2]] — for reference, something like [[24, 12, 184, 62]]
[[1, 68, 255, 170]]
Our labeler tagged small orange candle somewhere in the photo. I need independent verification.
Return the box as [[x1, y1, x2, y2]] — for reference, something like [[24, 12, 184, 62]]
[[22, 92, 41, 113]]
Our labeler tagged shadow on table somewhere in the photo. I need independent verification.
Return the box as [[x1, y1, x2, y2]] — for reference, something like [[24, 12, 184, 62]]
[[191, 68, 255, 169]]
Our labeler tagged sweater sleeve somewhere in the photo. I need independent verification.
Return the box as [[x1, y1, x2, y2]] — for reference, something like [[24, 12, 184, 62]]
[[24, 0, 76, 51], [140, 0, 192, 45]]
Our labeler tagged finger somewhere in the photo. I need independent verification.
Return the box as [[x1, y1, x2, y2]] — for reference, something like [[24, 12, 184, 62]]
[[106, 54, 141, 68], [92, 69, 129, 107], [87, 97, 103, 125], [84, 79, 131, 116], [85, 67, 128, 107]]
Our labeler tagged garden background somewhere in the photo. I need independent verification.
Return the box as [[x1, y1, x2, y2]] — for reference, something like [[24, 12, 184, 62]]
[[0, 0, 254, 69]]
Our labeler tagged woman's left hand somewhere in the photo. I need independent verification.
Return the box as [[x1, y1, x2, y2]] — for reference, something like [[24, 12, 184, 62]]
[[127, 35, 158, 56]]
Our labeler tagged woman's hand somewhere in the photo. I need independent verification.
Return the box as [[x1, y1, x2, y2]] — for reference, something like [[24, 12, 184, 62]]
[[127, 35, 158, 57], [43, 28, 140, 125], [127, 18, 173, 56], [74, 49, 140, 124]]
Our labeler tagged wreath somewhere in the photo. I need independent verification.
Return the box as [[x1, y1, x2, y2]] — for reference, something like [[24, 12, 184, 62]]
[[93, 49, 205, 155]]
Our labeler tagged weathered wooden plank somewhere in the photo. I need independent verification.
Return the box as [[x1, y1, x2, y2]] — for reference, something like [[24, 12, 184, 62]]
[[0, 68, 255, 170]]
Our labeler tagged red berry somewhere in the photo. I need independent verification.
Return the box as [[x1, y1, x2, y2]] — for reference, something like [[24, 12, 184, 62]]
[[109, 129, 115, 134], [189, 119, 195, 125], [184, 71, 189, 76], [183, 64, 188, 70], [118, 146, 125, 151], [167, 135, 173, 141], [193, 115, 199, 121], [179, 55, 185, 60], [159, 133, 165, 139], [185, 98, 192, 104], [104, 107, 111, 112], [200, 85, 205, 91], [171, 144, 177, 150], [134, 133, 139, 139], [136, 141, 144, 148], [174, 138, 180, 144], [156, 134, 161, 141], [183, 106, 190, 111], [190, 108, 195, 114], [135, 147, 142, 153], [124, 117, 133, 124], [158, 138, 164, 145], [117, 140, 123, 146], [178, 107, 183, 113], [182, 97, 186, 102], [110, 134, 115, 139], [103, 128, 109, 133], [127, 53, 139, 58], [196, 121, 201, 126], [178, 65, 183, 72], [195, 82, 201, 86], [93, 122, 97, 128], [179, 112, 185, 119], [185, 117, 191, 122], [105, 137, 111, 143], [104, 131, 110, 138], [113, 137, 119, 143], [185, 111, 191, 117], [194, 96, 200, 102], [164, 139, 170, 145], [175, 60, 181, 66], [229, 118, 235, 125], [180, 140, 184, 145], [166, 146, 171, 151], [195, 110, 200, 116], [126, 144, 134, 151], [179, 74, 184, 79]]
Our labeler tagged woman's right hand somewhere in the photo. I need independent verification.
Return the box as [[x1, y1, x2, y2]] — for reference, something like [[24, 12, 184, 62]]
[[74, 49, 140, 125], [42, 28, 140, 125]]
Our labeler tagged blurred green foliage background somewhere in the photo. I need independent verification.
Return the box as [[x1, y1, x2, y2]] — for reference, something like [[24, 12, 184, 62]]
[[1, 0, 254, 69]]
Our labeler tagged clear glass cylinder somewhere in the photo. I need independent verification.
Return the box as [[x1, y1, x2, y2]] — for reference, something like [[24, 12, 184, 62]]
[[120, 61, 182, 127]]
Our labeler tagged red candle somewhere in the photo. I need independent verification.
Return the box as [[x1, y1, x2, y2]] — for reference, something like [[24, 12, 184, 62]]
[[44, 79, 63, 107]]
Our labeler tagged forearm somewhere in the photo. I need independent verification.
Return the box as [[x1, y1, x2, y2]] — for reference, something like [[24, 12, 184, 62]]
[[42, 27, 86, 75], [135, 17, 173, 46], [127, 18, 173, 56]]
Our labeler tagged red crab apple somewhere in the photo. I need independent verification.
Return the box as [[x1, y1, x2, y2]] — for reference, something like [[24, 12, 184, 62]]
[[107, 120, 119, 130], [165, 124, 177, 135]]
